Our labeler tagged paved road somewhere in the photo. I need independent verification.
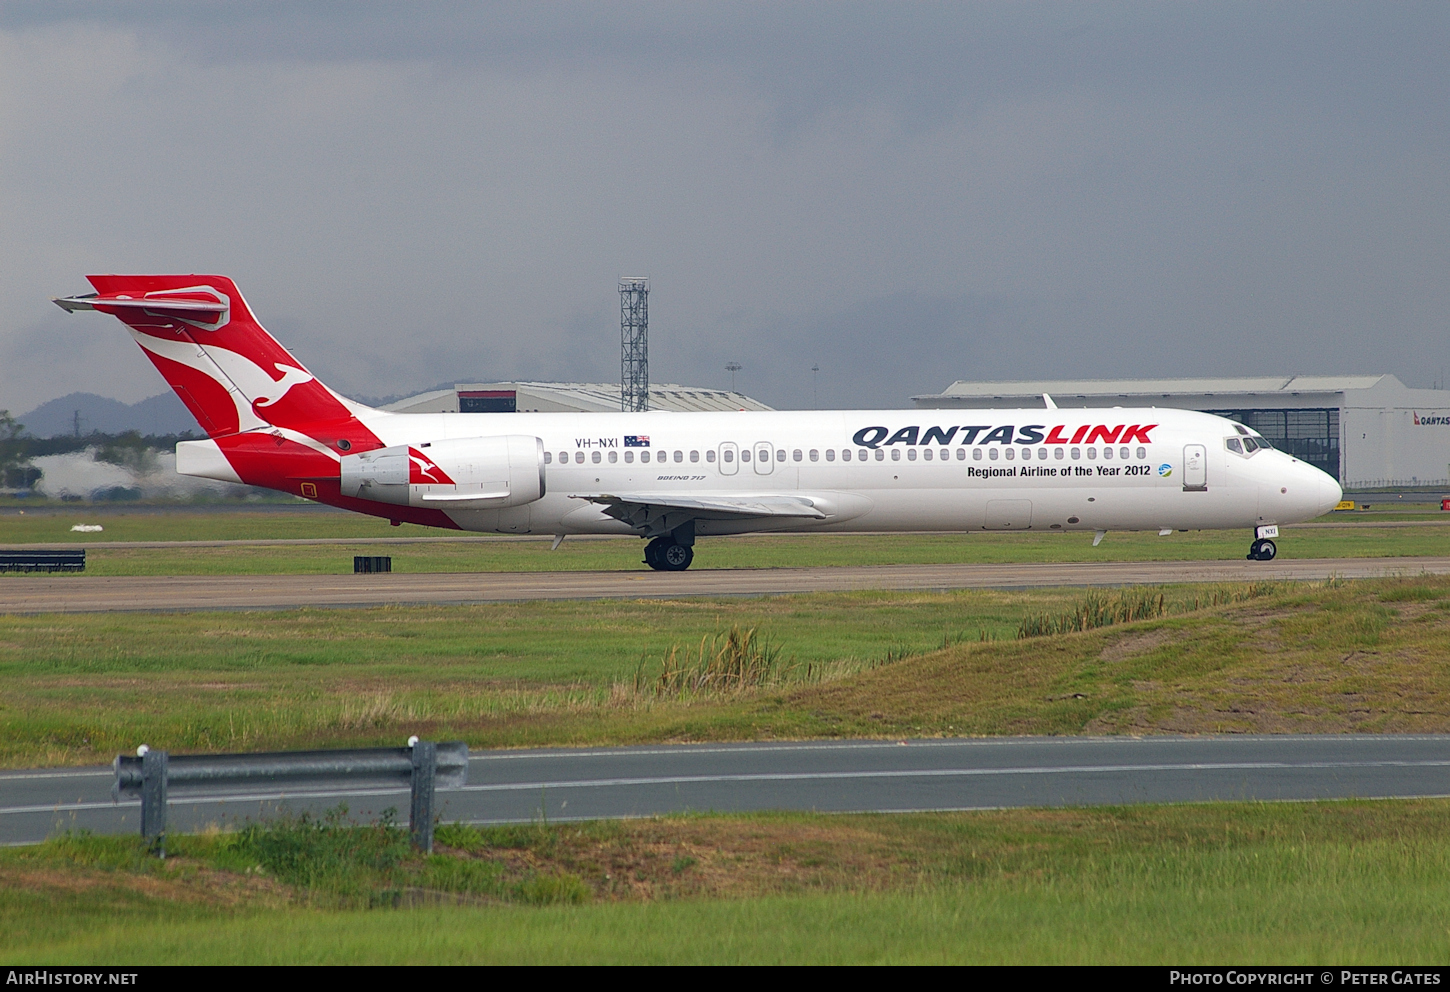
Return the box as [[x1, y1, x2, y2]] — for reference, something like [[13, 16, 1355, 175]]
[[1, 556, 1448, 614], [4, 736, 1447, 845]]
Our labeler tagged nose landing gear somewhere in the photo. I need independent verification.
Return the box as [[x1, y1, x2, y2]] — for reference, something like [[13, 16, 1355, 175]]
[[1247, 538, 1277, 561], [644, 536, 694, 571]]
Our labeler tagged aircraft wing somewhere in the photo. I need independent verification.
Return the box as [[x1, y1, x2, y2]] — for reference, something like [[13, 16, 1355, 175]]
[[570, 492, 828, 538], [573, 492, 827, 521]]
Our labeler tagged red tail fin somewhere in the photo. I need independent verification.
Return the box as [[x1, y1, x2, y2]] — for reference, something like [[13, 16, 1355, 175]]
[[68, 275, 356, 438]]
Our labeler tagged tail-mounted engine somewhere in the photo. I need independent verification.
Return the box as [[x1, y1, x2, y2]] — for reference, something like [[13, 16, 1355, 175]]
[[340, 435, 545, 509]]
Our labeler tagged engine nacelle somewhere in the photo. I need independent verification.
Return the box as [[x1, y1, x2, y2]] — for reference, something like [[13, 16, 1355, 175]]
[[339, 435, 545, 509]]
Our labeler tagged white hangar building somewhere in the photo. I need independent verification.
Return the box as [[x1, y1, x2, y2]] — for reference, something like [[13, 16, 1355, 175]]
[[912, 375, 1450, 490]]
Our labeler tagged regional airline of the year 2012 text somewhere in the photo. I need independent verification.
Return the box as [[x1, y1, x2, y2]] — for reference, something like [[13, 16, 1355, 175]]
[[54, 275, 1343, 570]]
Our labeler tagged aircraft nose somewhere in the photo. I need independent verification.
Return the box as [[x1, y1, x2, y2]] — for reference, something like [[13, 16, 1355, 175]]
[[1312, 466, 1343, 517]]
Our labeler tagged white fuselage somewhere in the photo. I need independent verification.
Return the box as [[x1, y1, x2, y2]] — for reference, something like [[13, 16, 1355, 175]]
[[342, 405, 1343, 537]]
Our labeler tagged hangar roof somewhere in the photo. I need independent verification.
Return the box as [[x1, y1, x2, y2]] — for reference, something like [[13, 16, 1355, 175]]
[[383, 381, 772, 414], [914, 374, 1396, 405]]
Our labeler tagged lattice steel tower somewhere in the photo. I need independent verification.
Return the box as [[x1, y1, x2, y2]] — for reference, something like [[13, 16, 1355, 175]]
[[620, 277, 649, 412]]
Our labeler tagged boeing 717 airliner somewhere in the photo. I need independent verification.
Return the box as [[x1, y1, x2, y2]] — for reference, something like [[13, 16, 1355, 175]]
[[54, 275, 1343, 570]]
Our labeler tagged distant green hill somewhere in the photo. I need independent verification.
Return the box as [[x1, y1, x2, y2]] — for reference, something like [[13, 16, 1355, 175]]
[[16, 392, 194, 438]]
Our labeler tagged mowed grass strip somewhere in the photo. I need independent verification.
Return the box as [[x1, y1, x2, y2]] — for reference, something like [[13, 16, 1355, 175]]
[[3, 800, 1448, 964], [5, 576, 1450, 767], [5, 525, 1450, 576], [1, 502, 1444, 545]]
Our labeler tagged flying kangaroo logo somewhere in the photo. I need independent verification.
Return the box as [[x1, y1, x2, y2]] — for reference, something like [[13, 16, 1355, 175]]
[[253, 364, 316, 407], [408, 448, 455, 485]]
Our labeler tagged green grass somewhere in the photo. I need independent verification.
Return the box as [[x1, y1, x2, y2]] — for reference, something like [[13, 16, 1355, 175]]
[[4, 801, 1449, 964], [5, 575, 1450, 767], [3, 524, 1450, 576]]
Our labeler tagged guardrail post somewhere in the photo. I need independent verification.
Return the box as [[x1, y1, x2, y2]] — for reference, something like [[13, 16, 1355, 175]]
[[141, 748, 168, 857], [410, 740, 437, 853]]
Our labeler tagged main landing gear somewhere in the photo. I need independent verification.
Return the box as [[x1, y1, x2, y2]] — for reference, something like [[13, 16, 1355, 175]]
[[1247, 538, 1277, 561], [644, 536, 694, 571]]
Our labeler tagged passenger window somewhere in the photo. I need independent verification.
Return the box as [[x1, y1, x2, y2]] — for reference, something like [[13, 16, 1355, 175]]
[[706, 450, 716, 462], [690, 450, 699, 462], [874, 449, 884, 461], [558, 451, 568, 463], [1038, 447, 1048, 460], [860, 449, 870, 460], [793, 449, 803, 462], [1021, 447, 1031, 460], [609, 451, 618, 463], [823, 449, 833, 461], [922, 448, 933, 461], [906, 448, 916, 461], [641, 451, 651, 463], [891, 449, 902, 461], [1071, 447, 1081, 459], [592, 451, 601, 464], [543, 451, 552, 464], [1103, 447, 1113, 459], [625, 450, 634, 463], [723, 449, 733, 462], [777, 450, 787, 462], [973, 448, 983, 461], [1087, 447, 1097, 460], [1136, 447, 1146, 459], [810, 449, 820, 462], [575, 451, 585, 464], [1119, 447, 1129, 460], [741, 449, 751, 462], [840, 449, 850, 462], [674, 450, 683, 463], [1005, 447, 1015, 460], [988, 448, 998, 461], [956, 448, 966, 460], [1054, 447, 1064, 460]]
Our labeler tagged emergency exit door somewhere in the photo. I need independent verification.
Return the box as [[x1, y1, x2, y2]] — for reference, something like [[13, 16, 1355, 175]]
[[754, 442, 774, 475], [1182, 444, 1207, 491]]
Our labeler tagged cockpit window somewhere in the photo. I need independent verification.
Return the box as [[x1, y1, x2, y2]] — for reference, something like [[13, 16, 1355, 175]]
[[1226, 437, 1243, 454], [1232, 423, 1249, 436], [1252, 434, 1273, 449], [1242, 437, 1259, 452]]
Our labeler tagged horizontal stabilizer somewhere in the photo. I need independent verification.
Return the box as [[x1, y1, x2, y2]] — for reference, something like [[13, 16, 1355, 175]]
[[53, 291, 228, 317]]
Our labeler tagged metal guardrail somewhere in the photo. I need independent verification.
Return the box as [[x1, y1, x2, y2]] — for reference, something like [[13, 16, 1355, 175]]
[[0, 549, 85, 572], [113, 739, 467, 856]]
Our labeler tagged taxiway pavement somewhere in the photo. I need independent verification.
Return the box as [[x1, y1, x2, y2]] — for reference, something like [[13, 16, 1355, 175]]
[[1, 556, 1448, 613]]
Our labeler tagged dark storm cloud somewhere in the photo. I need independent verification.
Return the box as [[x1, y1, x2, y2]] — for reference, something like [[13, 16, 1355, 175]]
[[0, 2, 1446, 412]]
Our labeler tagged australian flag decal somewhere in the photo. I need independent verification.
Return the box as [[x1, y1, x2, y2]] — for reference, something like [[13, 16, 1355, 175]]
[[624, 435, 651, 447]]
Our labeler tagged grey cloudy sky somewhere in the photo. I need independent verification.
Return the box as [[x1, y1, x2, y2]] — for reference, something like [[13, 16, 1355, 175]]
[[1, 1, 1446, 412]]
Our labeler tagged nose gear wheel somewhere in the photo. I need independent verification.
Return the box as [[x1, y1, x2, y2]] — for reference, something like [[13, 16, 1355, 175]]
[[1248, 538, 1277, 561]]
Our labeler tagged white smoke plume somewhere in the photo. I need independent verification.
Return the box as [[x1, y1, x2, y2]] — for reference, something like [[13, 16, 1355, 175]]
[[31, 449, 245, 501]]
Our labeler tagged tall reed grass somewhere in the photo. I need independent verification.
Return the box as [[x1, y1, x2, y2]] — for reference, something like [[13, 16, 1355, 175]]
[[631, 625, 783, 698], [1016, 581, 1282, 639]]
